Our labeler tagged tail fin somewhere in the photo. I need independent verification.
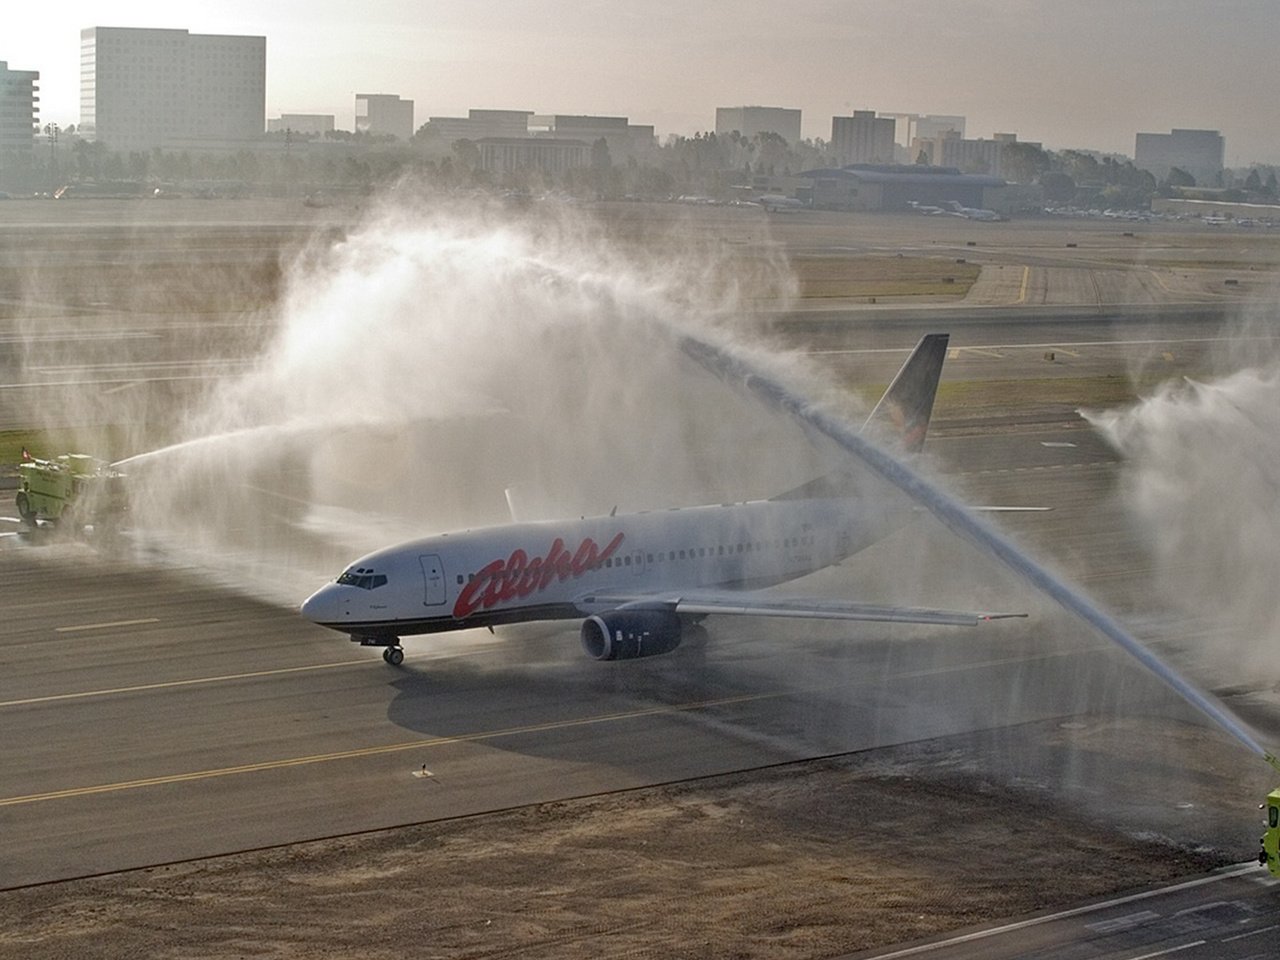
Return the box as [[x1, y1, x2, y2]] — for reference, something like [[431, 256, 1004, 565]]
[[862, 333, 948, 454], [771, 333, 948, 501]]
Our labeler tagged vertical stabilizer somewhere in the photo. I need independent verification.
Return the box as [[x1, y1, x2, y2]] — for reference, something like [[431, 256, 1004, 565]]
[[863, 333, 949, 454], [770, 333, 948, 501]]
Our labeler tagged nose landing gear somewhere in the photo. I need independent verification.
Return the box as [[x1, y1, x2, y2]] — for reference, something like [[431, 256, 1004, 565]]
[[351, 634, 405, 666]]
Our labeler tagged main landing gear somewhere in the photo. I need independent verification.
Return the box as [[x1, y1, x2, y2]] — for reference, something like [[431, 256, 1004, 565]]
[[351, 634, 405, 666]]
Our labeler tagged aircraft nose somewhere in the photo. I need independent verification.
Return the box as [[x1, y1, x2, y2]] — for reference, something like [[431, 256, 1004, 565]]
[[301, 585, 341, 624]]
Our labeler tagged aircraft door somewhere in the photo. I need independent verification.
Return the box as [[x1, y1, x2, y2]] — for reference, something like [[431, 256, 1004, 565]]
[[419, 554, 446, 606], [630, 551, 645, 576]]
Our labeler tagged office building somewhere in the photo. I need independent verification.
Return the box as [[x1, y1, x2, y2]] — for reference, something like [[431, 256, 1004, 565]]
[[267, 114, 335, 136], [80, 27, 266, 151], [0, 61, 39, 153], [882, 113, 965, 152], [1135, 128, 1224, 185], [530, 115, 652, 159], [420, 109, 533, 143], [715, 106, 802, 144], [909, 131, 1033, 177], [477, 137, 589, 175], [355, 94, 414, 140], [914, 114, 965, 143], [831, 111, 895, 165]]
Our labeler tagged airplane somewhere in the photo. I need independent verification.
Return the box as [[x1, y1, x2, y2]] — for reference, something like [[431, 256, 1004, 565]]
[[943, 200, 1002, 222], [755, 194, 807, 212], [300, 334, 1024, 666]]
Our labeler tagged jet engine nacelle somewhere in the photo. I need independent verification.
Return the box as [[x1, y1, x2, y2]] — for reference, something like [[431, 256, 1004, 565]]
[[580, 610, 683, 661]]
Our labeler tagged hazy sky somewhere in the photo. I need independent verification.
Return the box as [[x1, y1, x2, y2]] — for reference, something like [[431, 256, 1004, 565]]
[[7, 1, 1278, 164]]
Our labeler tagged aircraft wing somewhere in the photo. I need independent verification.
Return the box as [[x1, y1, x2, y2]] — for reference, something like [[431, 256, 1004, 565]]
[[574, 590, 1025, 626]]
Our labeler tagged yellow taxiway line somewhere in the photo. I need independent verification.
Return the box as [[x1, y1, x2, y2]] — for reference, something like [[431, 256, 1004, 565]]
[[1, 646, 1100, 809], [0, 691, 776, 808], [0, 651, 497, 709]]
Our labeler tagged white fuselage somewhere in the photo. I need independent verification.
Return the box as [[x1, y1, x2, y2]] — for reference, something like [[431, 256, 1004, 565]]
[[300, 496, 907, 639]]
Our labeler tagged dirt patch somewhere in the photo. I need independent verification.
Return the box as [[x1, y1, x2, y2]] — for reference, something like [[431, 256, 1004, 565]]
[[0, 742, 1231, 960]]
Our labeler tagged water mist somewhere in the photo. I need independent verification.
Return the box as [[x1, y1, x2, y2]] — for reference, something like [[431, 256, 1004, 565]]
[[118, 198, 844, 602]]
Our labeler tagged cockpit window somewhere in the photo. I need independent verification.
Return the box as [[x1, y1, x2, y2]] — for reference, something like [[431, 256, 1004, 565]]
[[337, 567, 388, 590]]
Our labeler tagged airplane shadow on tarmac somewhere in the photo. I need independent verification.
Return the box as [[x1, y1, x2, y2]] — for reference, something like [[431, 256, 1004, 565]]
[[374, 614, 1161, 779], [375, 618, 1276, 857]]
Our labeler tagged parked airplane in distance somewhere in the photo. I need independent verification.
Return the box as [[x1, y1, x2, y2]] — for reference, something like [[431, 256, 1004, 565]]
[[301, 334, 1024, 665], [755, 194, 807, 212], [944, 200, 1003, 221]]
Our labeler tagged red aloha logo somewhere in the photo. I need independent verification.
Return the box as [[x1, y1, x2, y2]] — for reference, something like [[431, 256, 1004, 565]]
[[453, 532, 625, 619]]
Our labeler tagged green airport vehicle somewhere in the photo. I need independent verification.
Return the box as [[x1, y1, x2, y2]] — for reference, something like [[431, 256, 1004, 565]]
[[15, 452, 127, 528], [1260, 787, 1280, 875]]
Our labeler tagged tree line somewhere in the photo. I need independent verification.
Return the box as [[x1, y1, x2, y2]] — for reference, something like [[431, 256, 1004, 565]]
[[4, 127, 1277, 211]]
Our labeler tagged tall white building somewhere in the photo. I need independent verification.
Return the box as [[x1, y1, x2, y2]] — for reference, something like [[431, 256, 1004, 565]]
[[0, 61, 40, 153], [355, 94, 414, 140], [715, 106, 802, 145], [831, 111, 895, 165], [1135, 129, 1224, 185], [80, 27, 266, 151]]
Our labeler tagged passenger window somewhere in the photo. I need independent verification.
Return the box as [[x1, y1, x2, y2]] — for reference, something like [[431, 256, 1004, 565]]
[[679, 550, 686, 559], [624, 556, 632, 566], [646, 554, 653, 563], [456, 575, 464, 585], [605, 558, 613, 568]]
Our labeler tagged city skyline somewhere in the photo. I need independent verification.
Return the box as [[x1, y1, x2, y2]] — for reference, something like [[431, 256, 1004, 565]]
[[7, 0, 1278, 165]]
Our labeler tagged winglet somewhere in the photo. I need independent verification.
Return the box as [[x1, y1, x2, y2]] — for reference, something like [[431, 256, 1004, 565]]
[[864, 333, 949, 454]]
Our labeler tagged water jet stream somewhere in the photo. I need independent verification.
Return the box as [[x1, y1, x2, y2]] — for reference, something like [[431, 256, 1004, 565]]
[[680, 334, 1280, 773]]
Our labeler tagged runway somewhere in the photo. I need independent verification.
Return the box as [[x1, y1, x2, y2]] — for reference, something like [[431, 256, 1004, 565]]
[[0, 525, 1156, 888]]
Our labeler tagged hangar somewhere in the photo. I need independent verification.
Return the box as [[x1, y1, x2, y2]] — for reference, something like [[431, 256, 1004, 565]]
[[799, 164, 1006, 212]]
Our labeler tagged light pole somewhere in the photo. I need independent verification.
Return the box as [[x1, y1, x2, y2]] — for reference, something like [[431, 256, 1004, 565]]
[[43, 122, 59, 196]]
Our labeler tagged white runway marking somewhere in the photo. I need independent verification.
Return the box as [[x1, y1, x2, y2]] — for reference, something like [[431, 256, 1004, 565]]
[[1223, 922, 1280, 942], [805, 335, 1272, 357], [0, 374, 230, 390], [1126, 942, 1205, 959], [861, 866, 1256, 957], [54, 617, 161, 633]]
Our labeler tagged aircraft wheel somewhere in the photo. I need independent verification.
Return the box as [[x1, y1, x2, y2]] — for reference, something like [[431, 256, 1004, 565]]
[[386, 646, 405, 666]]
